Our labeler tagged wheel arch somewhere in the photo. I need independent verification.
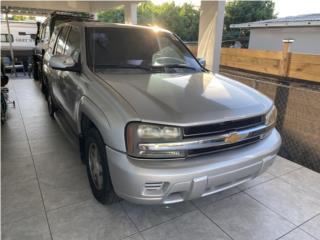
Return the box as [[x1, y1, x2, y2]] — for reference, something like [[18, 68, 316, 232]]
[[77, 96, 111, 145]]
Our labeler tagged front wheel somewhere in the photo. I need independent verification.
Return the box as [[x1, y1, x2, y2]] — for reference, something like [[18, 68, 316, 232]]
[[1, 93, 7, 124], [84, 128, 119, 205], [47, 91, 56, 118], [40, 76, 48, 97], [33, 58, 39, 81]]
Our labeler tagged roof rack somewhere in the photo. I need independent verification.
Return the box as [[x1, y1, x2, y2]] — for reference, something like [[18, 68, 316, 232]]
[[51, 11, 94, 19]]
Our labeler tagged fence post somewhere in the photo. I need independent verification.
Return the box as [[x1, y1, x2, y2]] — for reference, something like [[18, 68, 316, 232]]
[[279, 39, 294, 77]]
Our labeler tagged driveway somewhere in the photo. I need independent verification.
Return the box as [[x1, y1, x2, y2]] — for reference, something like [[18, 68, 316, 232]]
[[2, 77, 320, 240]]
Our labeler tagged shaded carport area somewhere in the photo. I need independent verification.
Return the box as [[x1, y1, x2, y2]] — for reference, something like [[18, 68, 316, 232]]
[[1, 1, 320, 240]]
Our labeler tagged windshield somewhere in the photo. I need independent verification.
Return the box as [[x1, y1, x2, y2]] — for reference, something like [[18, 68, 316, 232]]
[[86, 27, 203, 73]]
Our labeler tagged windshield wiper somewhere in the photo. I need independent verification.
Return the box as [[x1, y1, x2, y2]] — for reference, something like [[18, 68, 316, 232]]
[[152, 64, 197, 71], [97, 64, 152, 71]]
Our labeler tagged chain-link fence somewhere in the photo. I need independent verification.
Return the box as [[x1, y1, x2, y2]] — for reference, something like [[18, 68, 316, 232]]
[[221, 67, 320, 173]]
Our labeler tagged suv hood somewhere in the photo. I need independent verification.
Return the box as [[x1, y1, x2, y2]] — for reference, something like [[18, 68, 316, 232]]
[[96, 72, 272, 126]]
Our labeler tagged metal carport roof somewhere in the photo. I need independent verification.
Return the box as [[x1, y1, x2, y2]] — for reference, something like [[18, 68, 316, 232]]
[[1, 1, 144, 15]]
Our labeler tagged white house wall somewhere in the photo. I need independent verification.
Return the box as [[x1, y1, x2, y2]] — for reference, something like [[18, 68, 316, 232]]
[[248, 27, 320, 54]]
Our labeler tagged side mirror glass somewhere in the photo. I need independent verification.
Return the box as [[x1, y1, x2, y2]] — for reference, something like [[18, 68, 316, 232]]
[[197, 58, 206, 67], [49, 55, 80, 72]]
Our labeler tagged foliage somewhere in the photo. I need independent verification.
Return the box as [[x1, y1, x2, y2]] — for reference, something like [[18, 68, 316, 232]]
[[97, 1, 276, 43], [97, 7, 124, 23], [97, 2, 199, 41], [223, 0, 276, 46], [10, 15, 36, 21]]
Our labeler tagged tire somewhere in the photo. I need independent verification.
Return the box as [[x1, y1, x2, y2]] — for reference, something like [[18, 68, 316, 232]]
[[33, 58, 39, 81], [84, 128, 119, 205], [1, 93, 7, 124], [41, 76, 48, 97], [47, 90, 56, 118]]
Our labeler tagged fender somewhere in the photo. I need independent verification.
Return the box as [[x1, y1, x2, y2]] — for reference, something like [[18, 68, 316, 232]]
[[77, 96, 111, 146]]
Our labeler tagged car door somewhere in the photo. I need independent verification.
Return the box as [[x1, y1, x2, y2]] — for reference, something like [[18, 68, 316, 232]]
[[50, 26, 70, 107], [58, 26, 82, 128]]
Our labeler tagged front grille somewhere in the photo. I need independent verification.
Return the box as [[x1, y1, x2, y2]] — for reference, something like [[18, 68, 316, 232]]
[[187, 136, 260, 157], [183, 115, 264, 138]]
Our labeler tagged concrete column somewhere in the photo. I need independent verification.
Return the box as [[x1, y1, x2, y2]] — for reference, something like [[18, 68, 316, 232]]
[[124, 3, 137, 25], [197, 0, 225, 73], [5, 10, 16, 74]]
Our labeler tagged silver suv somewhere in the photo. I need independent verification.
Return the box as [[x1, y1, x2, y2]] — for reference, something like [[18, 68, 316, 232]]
[[43, 22, 281, 205]]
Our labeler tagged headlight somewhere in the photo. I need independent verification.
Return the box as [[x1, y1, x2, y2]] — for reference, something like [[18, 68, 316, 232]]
[[126, 122, 185, 159], [265, 106, 277, 127]]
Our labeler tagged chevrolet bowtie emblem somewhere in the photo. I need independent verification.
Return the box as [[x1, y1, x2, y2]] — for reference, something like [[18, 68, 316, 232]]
[[225, 132, 242, 144]]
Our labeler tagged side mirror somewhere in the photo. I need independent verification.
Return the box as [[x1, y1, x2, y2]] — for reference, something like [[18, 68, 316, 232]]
[[49, 55, 80, 72], [197, 58, 206, 67]]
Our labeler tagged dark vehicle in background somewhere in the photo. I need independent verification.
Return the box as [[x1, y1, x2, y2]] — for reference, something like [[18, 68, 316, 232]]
[[33, 11, 93, 94]]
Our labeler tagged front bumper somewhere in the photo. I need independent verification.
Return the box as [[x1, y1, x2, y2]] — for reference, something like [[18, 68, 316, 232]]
[[107, 129, 281, 205]]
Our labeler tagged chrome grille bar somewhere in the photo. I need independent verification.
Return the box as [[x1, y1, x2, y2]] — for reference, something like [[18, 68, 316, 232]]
[[138, 125, 272, 152]]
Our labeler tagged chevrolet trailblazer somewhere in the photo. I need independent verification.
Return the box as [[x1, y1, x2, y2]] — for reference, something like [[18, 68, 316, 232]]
[[43, 22, 281, 205]]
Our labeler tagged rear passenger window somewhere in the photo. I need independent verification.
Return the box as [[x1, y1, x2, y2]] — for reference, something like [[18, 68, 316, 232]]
[[54, 27, 69, 55], [64, 27, 81, 63]]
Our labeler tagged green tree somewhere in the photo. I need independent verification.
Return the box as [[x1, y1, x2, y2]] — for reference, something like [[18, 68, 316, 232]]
[[223, 0, 276, 46], [10, 15, 36, 21], [97, 1, 275, 43], [97, 2, 199, 41], [97, 7, 124, 23]]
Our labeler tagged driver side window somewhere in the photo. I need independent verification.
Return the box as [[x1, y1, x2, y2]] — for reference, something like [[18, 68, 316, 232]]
[[54, 27, 69, 55], [48, 28, 60, 53], [64, 27, 81, 64]]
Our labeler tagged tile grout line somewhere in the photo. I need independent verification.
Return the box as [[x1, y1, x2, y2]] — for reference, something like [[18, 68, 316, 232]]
[[275, 213, 320, 240], [268, 165, 304, 178], [297, 213, 320, 240], [45, 197, 93, 214], [130, 208, 201, 236], [11, 81, 54, 240], [244, 176, 320, 224], [238, 175, 277, 192], [118, 202, 141, 237], [190, 201, 235, 240], [243, 191, 299, 226], [274, 226, 303, 240]]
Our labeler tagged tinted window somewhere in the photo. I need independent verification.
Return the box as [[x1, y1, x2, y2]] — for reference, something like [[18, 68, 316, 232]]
[[64, 27, 80, 63], [86, 27, 202, 73], [54, 27, 69, 55]]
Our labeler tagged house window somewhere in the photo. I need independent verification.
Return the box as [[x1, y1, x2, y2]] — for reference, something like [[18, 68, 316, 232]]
[[1, 34, 14, 43]]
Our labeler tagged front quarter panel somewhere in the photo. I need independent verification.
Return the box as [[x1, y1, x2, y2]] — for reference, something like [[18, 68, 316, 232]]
[[77, 71, 139, 152]]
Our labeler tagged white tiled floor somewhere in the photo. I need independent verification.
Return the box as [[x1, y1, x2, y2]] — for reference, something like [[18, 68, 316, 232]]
[[1, 78, 320, 240]]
